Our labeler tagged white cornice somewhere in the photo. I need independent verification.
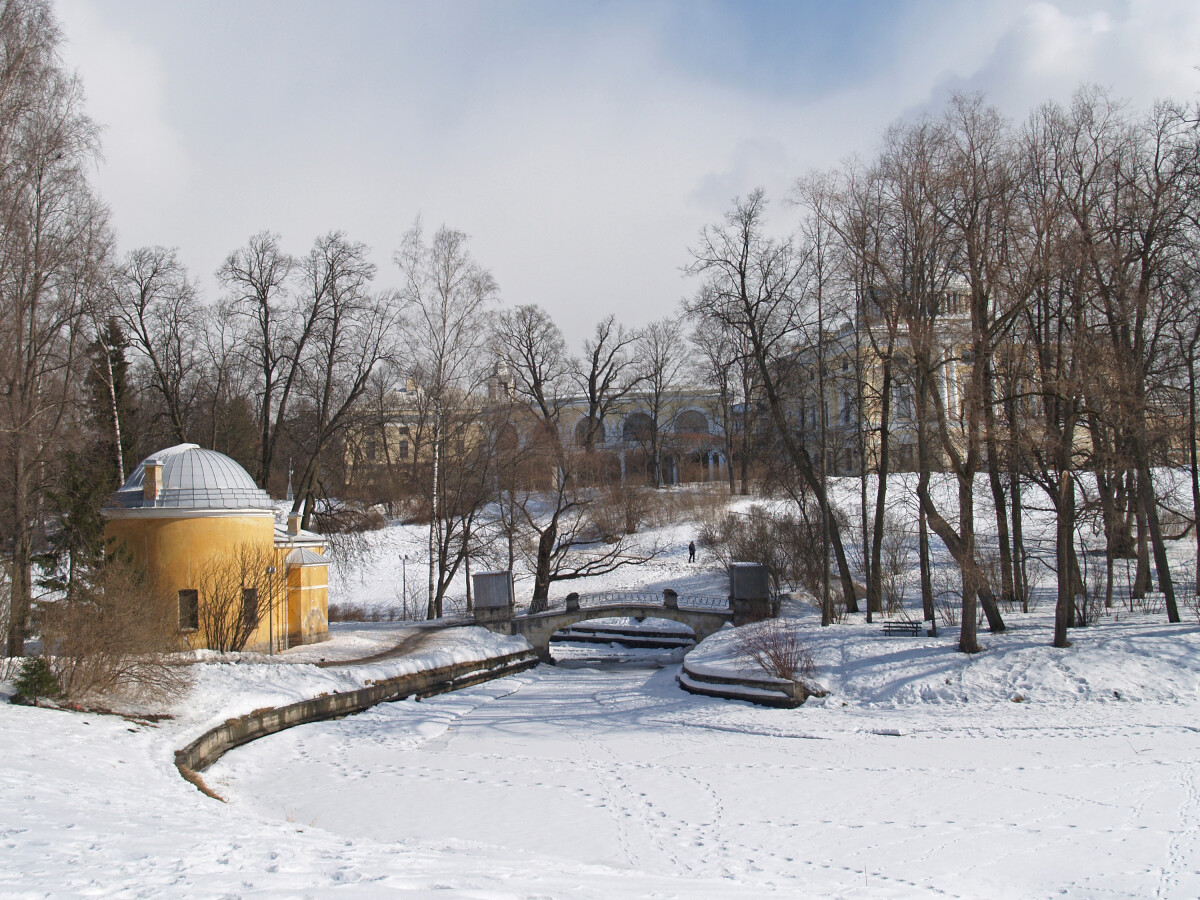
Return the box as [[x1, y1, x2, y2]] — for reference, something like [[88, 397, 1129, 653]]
[[102, 507, 276, 520]]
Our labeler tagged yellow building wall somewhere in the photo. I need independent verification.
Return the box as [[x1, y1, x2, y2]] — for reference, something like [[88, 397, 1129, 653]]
[[105, 512, 329, 651], [283, 561, 329, 648], [105, 513, 274, 598]]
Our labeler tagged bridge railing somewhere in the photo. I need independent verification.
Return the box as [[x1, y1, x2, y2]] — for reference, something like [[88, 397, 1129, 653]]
[[520, 591, 731, 615]]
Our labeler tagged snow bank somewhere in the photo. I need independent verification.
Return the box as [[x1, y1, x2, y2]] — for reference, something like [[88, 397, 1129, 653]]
[[174, 626, 530, 738]]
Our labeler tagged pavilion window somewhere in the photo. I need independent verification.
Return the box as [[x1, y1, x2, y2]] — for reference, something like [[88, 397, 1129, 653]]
[[178, 589, 199, 631], [242, 588, 259, 628]]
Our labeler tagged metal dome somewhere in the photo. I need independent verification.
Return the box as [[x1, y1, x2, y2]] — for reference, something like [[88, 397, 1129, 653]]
[[108, 443, 274, 511]]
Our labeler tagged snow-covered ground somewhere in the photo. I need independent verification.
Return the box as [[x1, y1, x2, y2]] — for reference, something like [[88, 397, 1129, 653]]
[[6, 606, 1200, 897], [6, 475, 1200, 896]]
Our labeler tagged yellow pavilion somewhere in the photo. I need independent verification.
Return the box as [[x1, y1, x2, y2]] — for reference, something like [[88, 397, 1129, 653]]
[[103, 443, 329, 652]]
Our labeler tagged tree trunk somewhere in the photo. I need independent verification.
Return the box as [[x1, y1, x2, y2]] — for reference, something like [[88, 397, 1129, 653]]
[[1189, 351, 1200, 596], [530, 521, 557, 608], [957, 477, 981, 654], [1053, 468, 1075, 647], [1010, 466, 1028, 613], [983, 369, 1014, 607], [464, 541, 473, 614], [1133, 494, 1152, 598], [6, 452, 32, 657], [988, 461, 1014, 606], [916, 478, 1006, 640], [1137, 459, 1179, 622], [919, 498, 935, 634], [427, 412, 440, 619], [868, 360, 892, 619]]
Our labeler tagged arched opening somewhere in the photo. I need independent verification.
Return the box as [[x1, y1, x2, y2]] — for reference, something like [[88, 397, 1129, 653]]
[[549, 615, 696, 667], [622, 412, 654, 445], [674, 409, 708, 434], [574, 416, 606, 446]]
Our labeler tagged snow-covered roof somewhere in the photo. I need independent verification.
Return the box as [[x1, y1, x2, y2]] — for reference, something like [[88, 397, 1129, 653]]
[[274, 523, 325, 546], [285, 548, 328, 566], [107, 443, 274, 511]]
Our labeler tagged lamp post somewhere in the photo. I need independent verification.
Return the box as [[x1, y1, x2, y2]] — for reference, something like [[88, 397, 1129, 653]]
[[266, 566, 276, 656], [401, 554, 409, 620]]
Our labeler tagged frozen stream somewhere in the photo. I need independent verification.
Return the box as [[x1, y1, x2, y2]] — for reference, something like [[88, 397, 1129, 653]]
[[210, 660, 1200, 898]]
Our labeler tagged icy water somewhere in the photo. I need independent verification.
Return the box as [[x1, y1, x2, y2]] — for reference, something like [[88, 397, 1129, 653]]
[[212, 662, 1200, 898]]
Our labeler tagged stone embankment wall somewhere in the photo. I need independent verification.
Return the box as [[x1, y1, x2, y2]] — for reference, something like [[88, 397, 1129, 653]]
[[176, 648, 537, 778], [677, 657, 808, 709]]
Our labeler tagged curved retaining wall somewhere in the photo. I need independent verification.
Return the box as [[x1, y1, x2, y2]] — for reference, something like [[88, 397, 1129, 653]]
[[176, 648, 538, 777], [677, 656, 807, 709]]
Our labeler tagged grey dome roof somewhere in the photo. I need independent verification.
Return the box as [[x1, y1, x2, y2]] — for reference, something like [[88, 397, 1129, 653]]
[[108, 444, 274, 511]]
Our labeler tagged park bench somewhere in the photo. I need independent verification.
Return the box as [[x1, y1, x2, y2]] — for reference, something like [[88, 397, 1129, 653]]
[[881, 620, 922, 637]]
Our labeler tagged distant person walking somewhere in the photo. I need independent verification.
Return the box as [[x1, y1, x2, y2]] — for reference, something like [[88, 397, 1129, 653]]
[[688, 540, 696, 563]]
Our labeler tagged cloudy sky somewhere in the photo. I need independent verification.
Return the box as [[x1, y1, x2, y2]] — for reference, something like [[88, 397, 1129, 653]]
[[57, 0, 1200, 346]]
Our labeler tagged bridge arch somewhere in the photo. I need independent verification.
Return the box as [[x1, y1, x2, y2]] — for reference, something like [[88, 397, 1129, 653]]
[[504, 604, 731, 661]]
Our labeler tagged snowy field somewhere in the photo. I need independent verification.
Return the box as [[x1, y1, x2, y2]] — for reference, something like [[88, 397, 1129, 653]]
[[5, 606, 1200, 897], [5, 475, 1200, 896]]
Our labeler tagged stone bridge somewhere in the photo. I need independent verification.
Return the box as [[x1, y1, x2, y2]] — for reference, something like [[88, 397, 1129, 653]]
[[476, 589, 752, 662]]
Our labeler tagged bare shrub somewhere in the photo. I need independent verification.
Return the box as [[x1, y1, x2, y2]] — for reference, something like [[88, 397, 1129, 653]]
[[879, 515, 912, 615], [590, 483, 652, 541], [1183, 592, 1200, 623], [931, 567, 960, 627], [1133, 592, 1164, 616], [328, 602, 367, 622], [636, 485, 729, 529], [803, 589, 847, 623], [735, 619, 815, 680], [935, 597, 960, 627], [703, 502, 833, 594], [314, 501, 387, 534], [975, 547, 1007, 611], [194, 543, 278, 652], [1074, 549, 1107, 626], [37, 558, 191, 705], [828, 596, 849, 624], [669, 486, 732, 523], [1158, 505, 1191, 540]]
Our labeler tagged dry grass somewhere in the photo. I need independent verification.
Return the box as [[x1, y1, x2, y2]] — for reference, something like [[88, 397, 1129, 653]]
[[175, 763, 226, 802]]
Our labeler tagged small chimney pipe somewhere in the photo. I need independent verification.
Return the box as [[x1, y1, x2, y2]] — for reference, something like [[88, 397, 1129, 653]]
[[143, 461, 162, 504]]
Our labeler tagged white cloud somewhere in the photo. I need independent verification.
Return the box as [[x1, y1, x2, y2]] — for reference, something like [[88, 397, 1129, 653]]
[[56, 0, 190, 244], [45, 1, 1200, 348]]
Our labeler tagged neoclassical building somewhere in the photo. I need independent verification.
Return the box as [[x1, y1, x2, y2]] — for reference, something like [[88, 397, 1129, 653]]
[[557, 391, 728, 484], [344, 369, 730, 491], [103, 443, 329, 652]]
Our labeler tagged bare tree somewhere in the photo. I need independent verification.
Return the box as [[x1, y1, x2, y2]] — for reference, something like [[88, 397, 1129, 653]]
[[685, 189, 861, 620], [636, 315, 688, 487], [395, 220, 496, 617], [217, 231, 296, 489], [493, 304, 655, 605], [574, 314, 644, 452], [39, 554, 189, 702], [111, 247, 204, 444], [0, 0, 110, 656], [289, 232, 399, 531], [688, 309, 745, 493], [193, 542, 276, 653]]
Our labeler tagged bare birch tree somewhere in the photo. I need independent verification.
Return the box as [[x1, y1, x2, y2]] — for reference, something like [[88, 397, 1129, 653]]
[[0, 0, 110, 656], [395, 220, 496, 617]]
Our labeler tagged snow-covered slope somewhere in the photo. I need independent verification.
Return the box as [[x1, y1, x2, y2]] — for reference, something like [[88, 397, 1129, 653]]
[[6, 476, 1200, 896]]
